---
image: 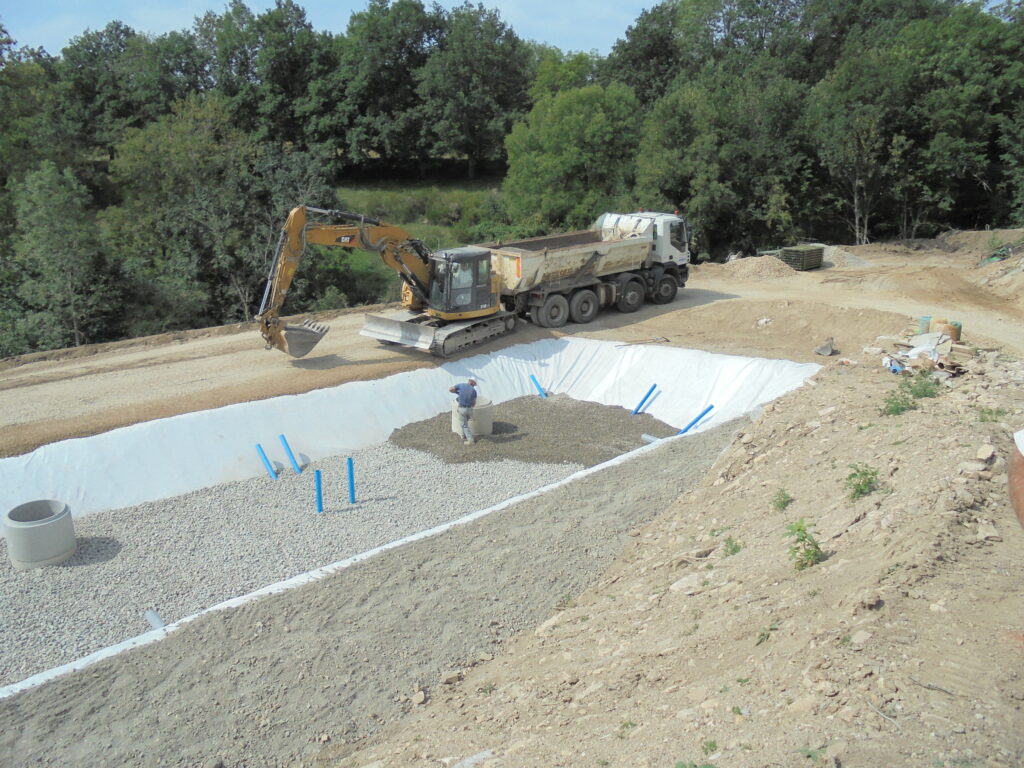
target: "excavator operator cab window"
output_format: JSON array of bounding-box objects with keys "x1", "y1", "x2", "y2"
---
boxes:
[
  {"x1": 450, "y1": 261, "x2": 475, "y2": 308},
  {"x1": 431, "y1": 247, "x2": 495, "y2": 315}
]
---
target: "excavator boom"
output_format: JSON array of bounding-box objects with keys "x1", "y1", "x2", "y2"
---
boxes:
[{"x1": 255, "y1": 206, "x2": 432, "y2": 358}]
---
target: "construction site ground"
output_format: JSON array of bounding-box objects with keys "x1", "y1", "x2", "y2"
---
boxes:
[{"x1": 1, "y1": 230, "x2": 1023, "y2": 767}]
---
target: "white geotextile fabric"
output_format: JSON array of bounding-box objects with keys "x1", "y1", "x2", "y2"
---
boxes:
[{"x1": 0, "y1": 338, "x2": 820, "y2": 523}]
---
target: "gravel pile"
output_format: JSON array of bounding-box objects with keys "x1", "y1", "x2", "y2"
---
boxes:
[
  {"x1": 392, "y1": 394, "x2": 678, "y2": 465},
  {"x1": 722, "y1": 254, "x2": 795, "y2": 280},
  {"x1": 0, "y1": 442, "x2": 586, "y2": 687}
]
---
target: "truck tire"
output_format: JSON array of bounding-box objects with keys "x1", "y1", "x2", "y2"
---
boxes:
[
  {"x1": 615, "y1": 278, "x2": 645, "y2": 313},
  {"x1": 569, "y1": 289, "x2": 599, "y2": 324},
  {"x1": 534, "y1": 294, "x2": 569, "y2": 328},
  {"x1": 650, "y1": 273, "x2": 678, "y2": 304}
]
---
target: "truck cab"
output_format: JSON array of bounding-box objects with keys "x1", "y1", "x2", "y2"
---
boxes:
[{"x1": 594, "y1": 211, "x2": 690, "y2": 266}]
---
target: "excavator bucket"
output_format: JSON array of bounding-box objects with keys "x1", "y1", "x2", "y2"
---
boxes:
[
  {"x1": 282, "y1": 320, "x2": 329, "y2": 358},
  {"x1": 360, "y1": 310, "x2": 439, "y2": 352}
]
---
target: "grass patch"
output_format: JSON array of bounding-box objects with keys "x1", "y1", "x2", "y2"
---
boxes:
[
  {"x1": 880, "y1": 370, "x2": 944, "y2": 415},
  {"x1": 722, "y1": 537, "x2": 743, "y2": 557},
  {"x1": 771, "y1": 488, "x2": 793, "y2": 511},
  {"x1": 879, "y1": 387, "x2": 916, "y2": 415},
  {"x1": 785, "y1": 519, "x2": 825, "y2": 570},
  {"x1": 755, "y1": 622, "x2": 779, "y2": 645},
  {"x1": 976, "y1": 406, "x2": 1008, "y2": 422},
  {"x1": 844, "y1": 463, "x2": 880, "y2": 500},
  {"x1": 905, "y1": 370, "x2": 941, "y2": 398}
]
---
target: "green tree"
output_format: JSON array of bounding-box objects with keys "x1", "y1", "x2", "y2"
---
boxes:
[
  {"x1": 602, "y1": 1, "x2": 686, "y2": 106},
  {"x1": 253, "y1": 0, "x2": 317, "y2": 145},
  {"x1": 0, "y1": 26, "x2": 54, "y2": 190},
  {"x1": 528, "y1": 46, "x2": 599, "y2": 102},
  {"x1": 47, "y1": 21, "x2": 141, "y2": 192},
  {"x1": 416, "y1": 2, "x2": 531, "y2": 178},
  {"x1": 11, "y1": 161, "x2": 111, "y2": 350},
  {"x1": 504, "y1": 83, "x2": 642, "y2": 229},
  {"x1": 1000, "y1": 104, "x2": 1024, "y2": 224},
  {"x1": 334, "y1": 0, "x2": 443, "y2": 167},
  {"x1": 194, "y1": 0, "x2": 261, "y2": 132},
  {"x1": 107, "y1": 94, "x2": 334, "y2": 333},
  {"x1": 636, "y1": 57, "x2": 810, "y2": 255}
]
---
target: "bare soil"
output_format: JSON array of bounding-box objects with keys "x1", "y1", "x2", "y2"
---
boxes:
[{"x1": 1, "y1": 231, "x2": 1023, "y2": 768}]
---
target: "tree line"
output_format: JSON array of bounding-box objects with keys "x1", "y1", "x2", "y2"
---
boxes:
[{"x1": 1, "y1": 0, "x2": 1022, "y2": 357}]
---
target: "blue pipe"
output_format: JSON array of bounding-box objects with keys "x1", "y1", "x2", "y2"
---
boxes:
[
  {"x1": 347, "y1": 457, "x2": 356, "y2": 504},
  {"x1": 529, "y1": 374, "x2": 548, "y2": 398},
  {"x1": 677, "y1": 403, "x2": 715, "y2": 435},
  {"x1": 255, "y1": 444, "x2": 277, "y2": 479},
  {"x1": 315, "y1": 470, "x2": 324, "y2": 514},
  {"x1": 632, "y1": 383, "x2": 657, "y2": 415},
  {"x1": 279, "y1": 434, "x2": 302, "y2": 474}
]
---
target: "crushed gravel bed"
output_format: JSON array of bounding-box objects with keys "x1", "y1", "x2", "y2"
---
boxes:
[
  {"x1": 0, "y1": 416, "x2": 743, "y2": 768},
  {"x1": 0, "y1": 396, "x2": 670, "y2": 688}
]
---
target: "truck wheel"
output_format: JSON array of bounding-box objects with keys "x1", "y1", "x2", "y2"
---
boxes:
[
  {"x1": 534, "y1": 294, "x2": 569, "y2": 328},
  {"x1": 616, "y1": 279, "x2": 645, "y2": 313},
  {"x1": 569, "y1": 289, "x2": 599, "y2": 324},
  {"x1": 650, "y1": 274, "x2": 678, "y2": 304}
]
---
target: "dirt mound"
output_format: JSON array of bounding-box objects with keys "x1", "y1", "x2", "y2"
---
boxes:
[
  {"x1": 721, "y1": 254, "x2": 795, "y2": 280},
  {"x1": 390, "y1": 394, "x2": 676, "y2": 466},
  {"x1": 329, "y1": 355, "x2": 1024, "y2": 768},
  {"x1": 942, "y1": 228, "x2": 1024, "y2": 255}
]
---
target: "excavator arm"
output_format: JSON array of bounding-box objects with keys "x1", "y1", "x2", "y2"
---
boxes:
[{"x1": 255, "y1": 206, "x2": 433, "y2": 358}]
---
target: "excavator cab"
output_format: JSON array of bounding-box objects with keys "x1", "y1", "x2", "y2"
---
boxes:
[{"x1": 428, "y1": 247, "x2": 498, "y2": 319}]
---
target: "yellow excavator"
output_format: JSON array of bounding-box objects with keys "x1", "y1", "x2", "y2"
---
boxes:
[{"x1": 255, "y1": 206, "x2": 515, "y2": 358}]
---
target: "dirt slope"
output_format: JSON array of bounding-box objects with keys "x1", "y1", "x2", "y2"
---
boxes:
[{"x1": 1, "y1": 233, "x2": 1023, "y2": 768}]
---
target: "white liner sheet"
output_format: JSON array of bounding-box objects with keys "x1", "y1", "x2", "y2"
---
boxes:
[{"x1": 0, "y1": 338, "x2": 819, "y2": 520}]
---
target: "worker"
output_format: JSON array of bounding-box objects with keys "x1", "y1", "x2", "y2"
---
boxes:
[
  {"x1": 450, "y1": 378, "x2": 478, "y2": 445},
  {"x1": 1011, "y1": 429, "x2": 1024, "y2": 529}
]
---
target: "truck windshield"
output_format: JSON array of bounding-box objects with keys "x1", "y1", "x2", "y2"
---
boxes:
[{"x1": 669, "y1": 221, "x2": 687, "y2": 252}]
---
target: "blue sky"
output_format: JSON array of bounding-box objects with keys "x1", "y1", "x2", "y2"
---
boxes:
[{"x1": 2, "y1": 1, "x2": 654, "y2": 57}]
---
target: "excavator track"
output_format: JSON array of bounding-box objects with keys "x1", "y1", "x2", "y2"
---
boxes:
[
  {"x1": 360, "y1": 310, "x2": 517, "y2": 358},
  {"x1": 432, "y1": 313, "x2": 517, "y2": 357}
]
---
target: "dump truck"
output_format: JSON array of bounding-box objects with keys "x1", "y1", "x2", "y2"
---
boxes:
[{"x1": 361, "y1": 210, "x2": 690, "y2": 356}]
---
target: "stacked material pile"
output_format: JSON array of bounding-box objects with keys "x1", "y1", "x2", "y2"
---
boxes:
[{"x1": 776, "y1": 244, "x2": 824, "y2": 270}]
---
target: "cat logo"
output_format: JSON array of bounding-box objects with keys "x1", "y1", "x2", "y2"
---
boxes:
[{"x1": 335, "y1": 235, "x2": 356, "y2": 244}]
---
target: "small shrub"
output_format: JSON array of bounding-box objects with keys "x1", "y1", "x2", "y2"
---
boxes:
[
  {"x1": 674, "y1": 763, "x2": 715, "y2": 768},
  {"x1": 771, "y1": 489, "x2": 793, "y2": 511},
  {"x1": 905, "y1": 370, "x2": 941, "y2": 399},
  {"x1": 844, "y1": 463, "x2": 880, "y2": 500},
  {"x1": 879, "y1": 387, "x2": 916, "y2": 415},
  {"x1": 977, "y1": 406, "x2": 1008, "y2": 423},
  {"x1": 722, "y1": 537, "x2": 743, "y2": 556},
  {"x1": 702, "y1": 740, "x2": 718, "y2": 755},
  {"x1": 785, "y1": 519, "x2": 825, "y2": 570},
  {"x1": 755, "y1": 622, "x2": 779, "y2": 645}
]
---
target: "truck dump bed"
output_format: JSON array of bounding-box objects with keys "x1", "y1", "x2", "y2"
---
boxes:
[
  {"x1": 479, "y1": 230, "x2": 604, "y2": 252},
  {"x1": 482, "y1": 230, "x2": 652, "y2": 294}
]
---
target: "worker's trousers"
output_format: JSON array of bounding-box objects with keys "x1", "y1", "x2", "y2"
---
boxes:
[{"x1": 457, "y1": 406, "x2": 474, "y2": 442}]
